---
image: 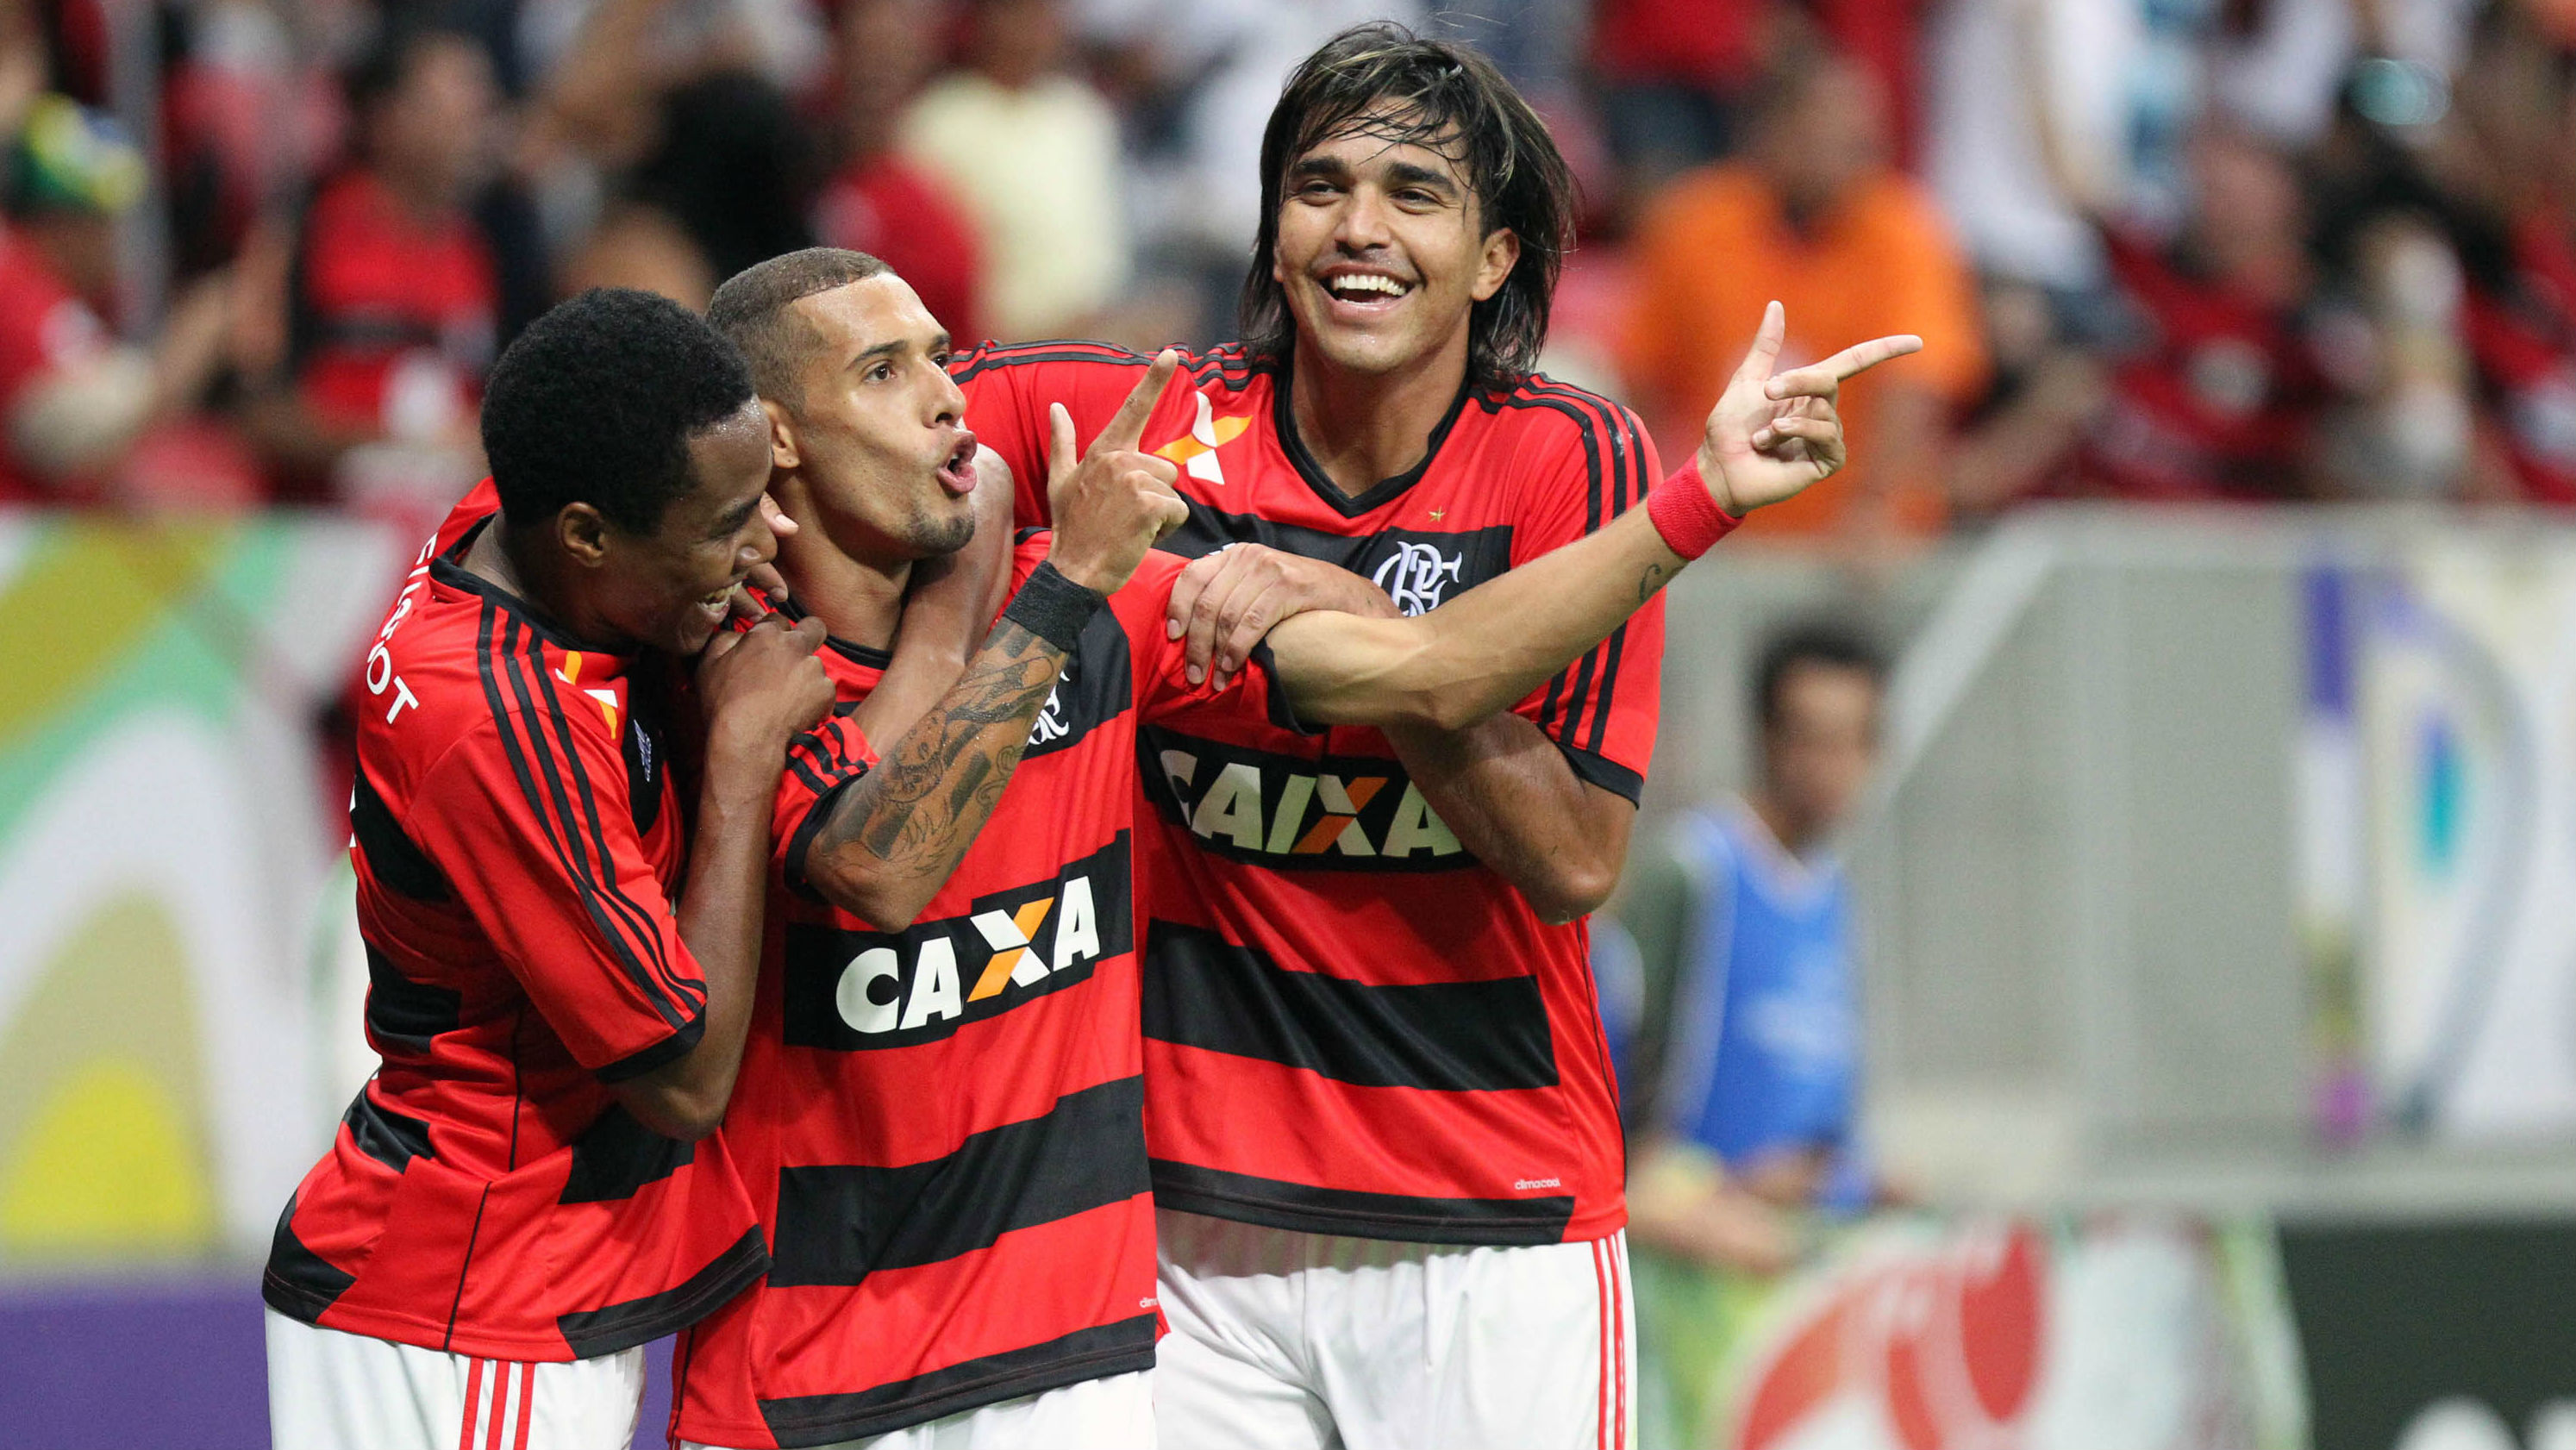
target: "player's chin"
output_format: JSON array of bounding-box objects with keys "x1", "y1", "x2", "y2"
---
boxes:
[
  {"x1": 1305, "y1": 318, "x2": 1422, "y2": 377},
  {"x1": 912, "y1": 490, "x2": 978, "y2": 556},
  {"x1": 669, "y1": 596, "x2": 733, "y2": 656}
]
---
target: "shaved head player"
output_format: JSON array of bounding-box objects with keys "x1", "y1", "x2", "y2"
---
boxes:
[{"x1": 953, "y1": 24, "x2": 1920, "y2": 1450}]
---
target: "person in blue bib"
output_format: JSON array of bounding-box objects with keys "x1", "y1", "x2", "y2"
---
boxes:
[{"x1": 1609, "y1": 622, "x2": 1888, "y2": 1449}]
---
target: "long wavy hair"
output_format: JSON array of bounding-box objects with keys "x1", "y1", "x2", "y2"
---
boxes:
[{"x1": 1239, "y1": 23, "x2": 1576, "y2": 392}]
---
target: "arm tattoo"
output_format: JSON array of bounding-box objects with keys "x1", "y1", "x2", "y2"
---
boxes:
[
  {"x1": 1637, "y1": 562, "x2": 1669, "y2": 603},
  {"x1": 815, "y1": 617, "x2": 1066, "y2": 886}
]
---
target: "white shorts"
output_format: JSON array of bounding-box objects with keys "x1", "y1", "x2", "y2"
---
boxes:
[
  {"x1": 1152, "y1": 1209, "x2": 1636, "y2": 1450},
  {"x1": 266, "y1": 1309, "x2": 644, "y2": 1450},
  {"x1": 682, "y1": 1369, "x2": 1153, "y2": 1450}
]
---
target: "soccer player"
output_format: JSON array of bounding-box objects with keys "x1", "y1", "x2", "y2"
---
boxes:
[
  {"x1": 262, "y1": 289, "x2": 836, "y2": 1450},
  {"x1": 669, "y1": 217, "x2": 1902, "y2": 1448},
  {"x1": 952, "y1": 24, "x2": 1922, "y2": 1450}
]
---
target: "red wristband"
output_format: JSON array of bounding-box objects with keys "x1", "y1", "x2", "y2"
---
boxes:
[{"x1": 1645, "y1": 455, "x2": 1741, "y2": 559}]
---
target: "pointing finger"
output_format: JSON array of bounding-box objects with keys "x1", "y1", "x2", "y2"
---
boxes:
[
  {"x1": 1047, "y1": 402, "x2": 1079, "y2": 484},
  {"x1": 1730, "y1": 301, "x2": 1786, "y2": 387},
  {"x1": 1766, "y1": 334, "x2": 1923, "y2": 397},
  {"x1": 1093, "y1": 348, "x2": 1182, "y2": 457}
]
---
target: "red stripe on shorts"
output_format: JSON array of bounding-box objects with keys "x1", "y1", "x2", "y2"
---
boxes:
[{"x1": 458, "y1": 1358, "x2": 485, "y2": 1450}]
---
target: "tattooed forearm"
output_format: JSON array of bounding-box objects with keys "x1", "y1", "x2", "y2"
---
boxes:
[
  {"x1": 1637, "y1": 562, "x2": 1669, "y2": 603},
  {"x1": 805, "y1": 617, "x2": 1070, "y2": 919}
]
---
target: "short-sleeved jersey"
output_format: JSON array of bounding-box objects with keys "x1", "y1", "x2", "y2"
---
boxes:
[
  {"x1": 957, "y1": 341, "x2": 1666, "y2": 1247},
  {"x1": 263, "y1": 487, "x2": 767, "y2": 1362},
  {"x1": 673, "y1": 541, "x2": 1236, "y2": 1448},
  {"x1": 2079, "y1": 229, "x2": 2327, "y2": 502},
  {"x1": 291, "y1": 169, "x2": 497, "y2": 441}
]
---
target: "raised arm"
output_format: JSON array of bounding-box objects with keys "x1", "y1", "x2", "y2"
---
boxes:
[
  {"x1": 1268, "y1": 306, "x2": 1920, "y2": 729},
  {"x1": 802, "y1": 354, "x2": 1187, "y2": 928}
]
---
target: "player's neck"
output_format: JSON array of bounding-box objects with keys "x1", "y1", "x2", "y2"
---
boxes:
[
  {"x1": 1749, "y1": 791, "x2": 1821, "y2": 859},
  {"x1": 465, "y1": 520, "x2": 617, "y2": 652},
  {"x1": 1286, "y1": 332, "x2": 1468, "y2": 500},
  {"x1": 770, "y1": 497, "x2": 911, "y2": 653}
]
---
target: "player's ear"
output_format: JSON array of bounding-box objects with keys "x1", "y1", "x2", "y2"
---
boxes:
[
  {"x1": 1472, "y1": 228, "x2": 1519, "y2": 303},
  {"x1": 556, "y1": 503, "x2": 611, "y2": 566},
  {"x1": 760, "y1": 396, "x2": 801, "y2": 472}
]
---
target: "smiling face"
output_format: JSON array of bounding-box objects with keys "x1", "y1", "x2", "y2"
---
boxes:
[
  {"x1": 770, "y1": 274, "x2": 979, "y2": 562},
  {"x1": 1270, "y1": 105, "x2": 1520, "y2": 383},
  {"x1": 582, "y1": 401, "x2": 779, "y2": 656}
]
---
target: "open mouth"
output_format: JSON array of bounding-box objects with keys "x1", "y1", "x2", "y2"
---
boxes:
[
  {"x1": 1318, "y1": 268, "x2": 1415, "y2": 313},
  {"x1": 935, "y1": 430, "x2": 979, "y2": 497},
  {"x1": 696, "y1": 580, "x2": 744, "y2": 625}
]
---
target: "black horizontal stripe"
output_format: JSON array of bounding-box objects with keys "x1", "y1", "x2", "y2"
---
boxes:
[
  {"x1": 556, "y1": 1226, "x2": 767, "y2": 1358},
  {"x1": 767, "y1": 1076, "x2": 1149, "y2": 1286},
  {"x1": 559, "y1": 1103, "x2": 694, "y2": 1203},
  {"x1": 351, "y1": 769, "x2": 448, "y2": 901},
  {"x1": 362, "y1": 941, "x2": 462, "y2": 1055},
  {"x1": 1137, "y1": 727, "x2": 1478, "y2": 875},
  {"x1": 342, "y1": 1089, "x2": 435, "y2": 1170},
  {"x1": 756, "y1": 1315, "x2": 1158, "y2": 1447},
  {"x1": 1141, "y1": 921, "x2": 1557, "y2": 1091},
  {"x1": 780, "y1": 834, "x2": 1131, "y2": 1050},
  {"x1": 1150, "y1": 1160, "x2": 1577, "y2": 1247},
  {"x1": 261, "y1": 1194, "x2": 358, "y2": 1321}
]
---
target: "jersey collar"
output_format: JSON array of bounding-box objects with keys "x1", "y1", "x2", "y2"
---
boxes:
[
  {"x1": 1272, "y1": 360, "x2": 1472, "y2": 519},
  {"x1": 774, "y1": 596, "x2": 893, "y2": 671}
]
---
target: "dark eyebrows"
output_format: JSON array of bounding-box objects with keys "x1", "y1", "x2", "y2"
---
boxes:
[
  {"x1": 1287, "y1": 151, "x2": 1458, "y2": 198},
  {"x1": 1384, "y1": 161, "x2": 1460, "y2": 197},
  {"x1": 711, "y1": 494, "x2": 762, "y2": 536},
  {"x1": 847, "y1": 338, "x2": 906, "y2": 371},
  {"x1": 846, "y1": 329, "x2": 955, "y2": 370}
]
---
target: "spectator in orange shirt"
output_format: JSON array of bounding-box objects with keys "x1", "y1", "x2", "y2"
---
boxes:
[{"x1": 1619, "y1": 47, "x2": 1985, "y2": 541}]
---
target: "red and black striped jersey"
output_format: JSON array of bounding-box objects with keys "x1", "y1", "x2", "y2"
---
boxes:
[
  {"x1": 672, "y1": 539, "x2": 1236, "y2": 1448},
  {"x1": 957, "y1": 341, "x2": 1665, "y2": 1247},
  {"x1": 262, "y1": 484, "x2": 767, "y2": 1362}
]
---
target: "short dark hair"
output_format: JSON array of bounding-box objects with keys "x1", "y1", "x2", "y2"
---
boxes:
[
  {"x1": 708, "y1": 247, "x2": 893, "y2": 407},
  {"x1": 479, "y1": 288, "x2": 757, "y2": 535},
  {"x1": 1755, "y1": 623, "x2": 1886, "y2": 729},
  {"x1": 1240, "y1": 22, "x2": 1575, "y2": 391}
]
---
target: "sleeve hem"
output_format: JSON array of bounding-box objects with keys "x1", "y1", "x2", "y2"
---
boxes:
[
  {"x1": 1247, "y1": 641, "x2": 1327, "y2": 736},
  {"x1": 595, "y1": 1010, "x2": 705, "y2": 1084},
  {"x1": 785, "y1": 771, "x2": 868, "y2": 904},
  {"x1": 1556, "y1": 742, "x2": 1645, "y2": 803}
]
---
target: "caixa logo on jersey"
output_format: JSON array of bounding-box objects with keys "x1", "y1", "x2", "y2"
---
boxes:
[
  {"x1": 782, "y1": 835, "x2": 1132, "y2": 1050},
  {"x1": 1141, "y1": 729, "x2": 1469, "y2": 872}
]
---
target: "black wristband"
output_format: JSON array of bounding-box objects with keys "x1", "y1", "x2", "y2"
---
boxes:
[{"x1": 1004, "y1": 560, "x2": 1106, "y2": 653}]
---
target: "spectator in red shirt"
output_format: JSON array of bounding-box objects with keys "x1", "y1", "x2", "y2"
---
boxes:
[
  {"x1": 812, "y1": 0, "x2": 983, "y2": 345},
  {"x1": 2077, "y1": 124, "x2": 2330, "y2": 502},
  {"x1": 0, "y1": 94, "x2": 237, "y2": 504},
  {"x1": 242, "y1": 18, "x2": 499, "y2": 499}
]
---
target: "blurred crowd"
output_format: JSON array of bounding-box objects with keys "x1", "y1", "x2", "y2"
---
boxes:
[{"x1": 6, "y1": 0, "x2": 2576, "y2": 545}]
